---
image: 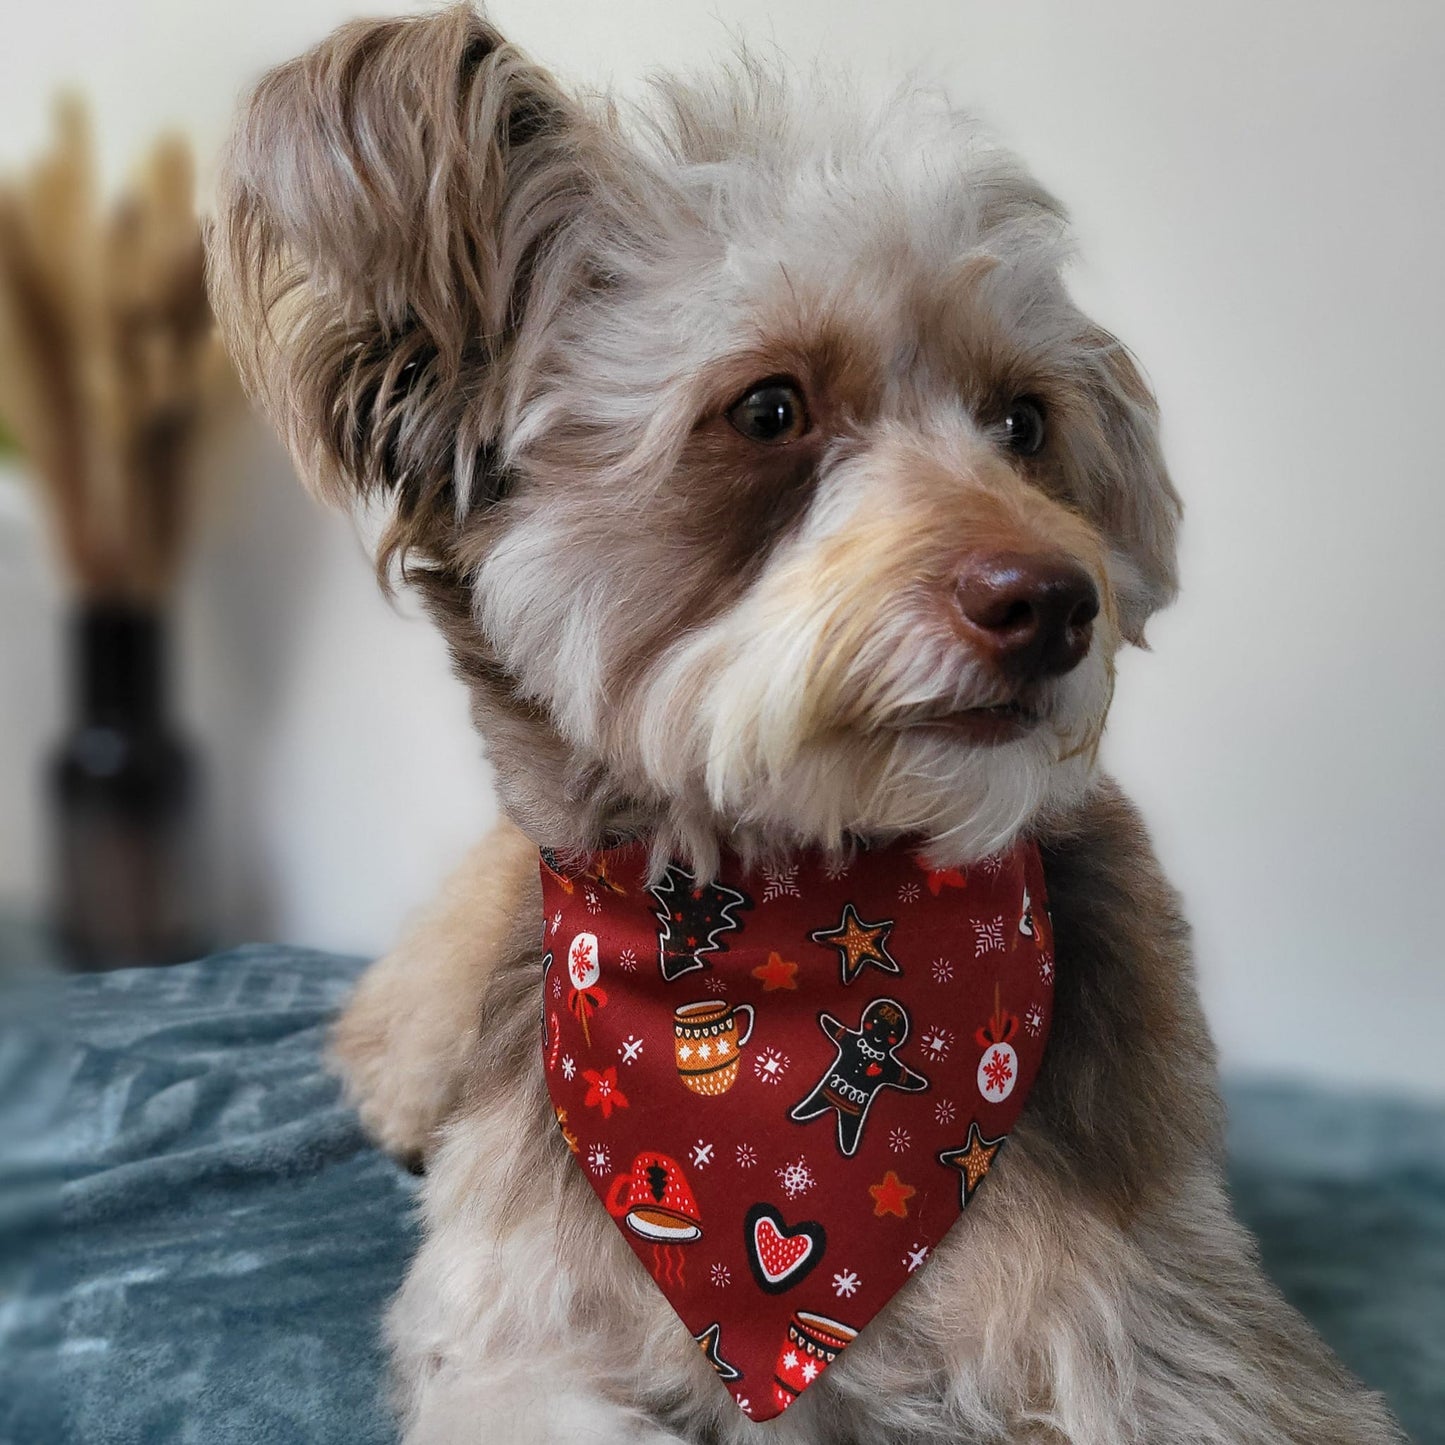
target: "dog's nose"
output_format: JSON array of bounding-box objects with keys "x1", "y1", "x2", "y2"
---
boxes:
[{"x1": 954, "y1": 551, "x2": 1100, "y2": 679}]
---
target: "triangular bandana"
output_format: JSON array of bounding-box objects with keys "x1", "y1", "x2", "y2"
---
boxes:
[{"x1": 539, "y1": 838, "x2": 1054, "y2": 1421}]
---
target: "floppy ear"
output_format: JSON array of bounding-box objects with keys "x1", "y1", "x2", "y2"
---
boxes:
[
  {"x1": 1071, "y1": 331, "x2": 1182, "y2": 644},
  {"x1": 208, "y1": 5, "x2": 602, "y2": 569}
]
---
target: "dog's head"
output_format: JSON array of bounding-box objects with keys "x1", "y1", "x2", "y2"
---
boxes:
[{"x1": 211, "y1": 5, "x2": 1180, "y2": 872}]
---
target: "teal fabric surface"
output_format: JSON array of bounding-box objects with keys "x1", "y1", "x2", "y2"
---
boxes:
[{"x1": 1, "y1": 947, "x2": 1439, "y2": 1443}]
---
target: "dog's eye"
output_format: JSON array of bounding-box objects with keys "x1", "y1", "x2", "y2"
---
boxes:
[
  {"x1": 1001, "y1": 397, "x2": 1047, "y2": 457},
  {"x1": 727, "y1": 381, "x2": 809, "y2": 445}
]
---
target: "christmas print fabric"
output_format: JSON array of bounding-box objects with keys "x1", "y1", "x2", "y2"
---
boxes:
[{"x1": 539, "y1": 837, "x2": 1054, "y2": 1421}]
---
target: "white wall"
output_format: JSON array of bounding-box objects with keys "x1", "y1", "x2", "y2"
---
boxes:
[{"x1": 1, "y1": 1, "x2": 1442, "y2": 1095}]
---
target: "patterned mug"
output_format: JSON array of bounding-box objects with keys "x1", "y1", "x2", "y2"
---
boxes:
[
  {"x1": 604, "y1": 1150, "x2": 702, "y2": 1241},
  {"x1": 772, "y1": 1311, "x2": 858, "y2": 1413},
  {"x1": 672, "y1": 999, "x2": 755, "y2": 1096}
]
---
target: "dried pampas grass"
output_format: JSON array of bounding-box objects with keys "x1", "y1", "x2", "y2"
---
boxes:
[{"x1": 0, "y1": 97, "x2": 226, "y2": 601}]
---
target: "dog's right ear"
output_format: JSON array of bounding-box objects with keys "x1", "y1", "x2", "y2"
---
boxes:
[{"x1": 209, "y1": 5, "x2": 603, "y2": 569}]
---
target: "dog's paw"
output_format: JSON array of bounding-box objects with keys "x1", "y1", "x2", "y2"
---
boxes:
[{"x1": 329, "y1": 964, "x2": 463, "y2": 1166}]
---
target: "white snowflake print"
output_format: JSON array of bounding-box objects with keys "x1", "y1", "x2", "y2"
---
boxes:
[
  {"x1": 974, "y1": 916, "x2": 1006, "y2": 955},
  {"x1": 888, "y1": 1127, "x2": 911, "y2": 1154},
  {"x1": 980, "y1": 852, "x2": 1004, "y2": 877},
  {"x1": 822, "y1": 855, "x2": 851, "y2": 881},
  {"x1": 549, "y1": 910, "x2": 562, "y2": 936},
  {"x1": 776, "y1": 1156, "x2": 816, "y2": 1199},
  {"x1": 618, "y1": 1034, "x2": 644, "y2": 1066},
  {"x1": 1039, "y1": 954, "x2": 1055, "y2": 984},
  {"x1": 832, "y1": 1269, "x2": 861, "y2": 1299},
  {"x1": 934, "y1": 1098, "x2": 956, "y2": 1126},
  {"x1": 618, "y1": 946, "x2": 638, "y2": 973},
  {"x1": 801, "y1": 1360, "x2": 819, "y2": 1384},
  {"x1": 761, "y1": 863, "x2": 800, "y2": 902},
  {"x1": 931, "y1": 957, "x2": 954, "y2": 984},
  {"x1": 904, "y1": 1242, "x2": 930, "y2": 1273},
  {"x1": 1024, "y1": 1004, "x2": 1045, "y2": 1037},
  {"x1": 561, "y1": 1055, "x2": 576, "y2": 1081},
  {"x1": 691, "y1": 1140, "x2": 715, "y2": 1169},
  {"x1": 735, "y1": 1142, "x2": 758, "y2": 1169},
  {"x1": 551, "y1": 975, "x2": 563, "y2": 999},
  {"x1": 584, "y1": 1143, "x2": 610, "y2": 1176},
  {"x1": 753, "y1": 1046, "x2": 790, "y2": 1085},
  {"x1": 710, "y1": 1262, "x2": 732, "y2": 1288},
  {"x1": 897, "y1": 880, "x2": 922, "y2": 904},
  {"x1": 584, "y1": 886, "x2": 601, "y2": 915},
  {"x1": 920, "y1": 1024, "x2": 954, "y2": 1061}
]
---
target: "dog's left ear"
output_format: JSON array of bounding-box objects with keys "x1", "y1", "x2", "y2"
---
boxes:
[
  {"x1": 1071, "y1": 330, "x2": 1182, "y2": 644},
  {"x1": 208, "y1": 5, "x2": 619, "y2": 570}
]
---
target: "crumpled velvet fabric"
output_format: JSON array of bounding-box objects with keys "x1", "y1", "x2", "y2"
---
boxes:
[{"x1": 1, "y1": 946, "x2": 1439, "y2": 1442}]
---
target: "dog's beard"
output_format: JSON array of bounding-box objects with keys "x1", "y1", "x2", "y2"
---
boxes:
[{"x1": 631, "y1": 559, "x2": 1117, "y2": 874}]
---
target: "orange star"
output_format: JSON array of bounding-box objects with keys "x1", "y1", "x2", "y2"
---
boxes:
[
  {"x1": 751, "y1": 951, "x2": 799, "y2": 991},
  {"x1": 868, "y1": 1169, "x2": 916, "y2": 1218},
  {"x1": 923, "y1": 865, "x2": 968, "y2": 895}
]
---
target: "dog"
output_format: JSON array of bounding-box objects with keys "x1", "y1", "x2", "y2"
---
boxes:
[{"x1": 208, "y1": 6, "x2": 1404, "y2": 1441}]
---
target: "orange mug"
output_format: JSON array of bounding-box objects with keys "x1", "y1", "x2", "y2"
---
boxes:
[{"x1": 672, "y1": 999, "x2": 754, "y2": 1096}]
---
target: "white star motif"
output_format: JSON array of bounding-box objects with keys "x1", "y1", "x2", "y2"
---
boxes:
[
  {"x1": 678, "y1": 1043, "x2": 693, "y2": 1062},
  {"x1": 714, "y1": 1037, "x2": 730, "y2": 1056},
  {"x1": 561, "y1": 1055, "x2": 575, "y2": 1081},
  {"x1": 619, "y1": 1035, "x2": 644, "y2": 1065},
  {"x1": 698, "y1": 1041, "x2": 713, "y2": 1061},
  {"x1": 782, "y1": 1351, "x2": 798, "y2": 1370},
  {"x1": 832, "y1": 1269, "x2": 860, "y2": 1298},
  {"x1": 690, "y1": 1140, "x2": 714, "y2": 1169},
  {"x1": 550, "y1": 911, "x2": 562, "y2": 935},
  {"x1": 904, "y1": 1243, "x2": 930, "y2": 1273},
  {"x1": 801, "y1": 1361, "x2": 818, "y2": 1383}
]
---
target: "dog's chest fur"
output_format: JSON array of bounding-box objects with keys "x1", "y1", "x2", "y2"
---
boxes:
[{"x1": 413, "y1": 783, "x2": 1219, "y2": 1442}]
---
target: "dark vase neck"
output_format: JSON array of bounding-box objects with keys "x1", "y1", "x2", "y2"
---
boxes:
[{"x1": 71, "y1": 603, "x2": 169, "y2": 730}]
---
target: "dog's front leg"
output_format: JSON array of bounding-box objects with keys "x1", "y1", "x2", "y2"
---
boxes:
[{"x1": 329, "y1": 817, "x2": 538, "y2": 1165}]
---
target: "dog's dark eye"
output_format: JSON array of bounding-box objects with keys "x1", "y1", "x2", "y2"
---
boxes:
[
  {"x1": 1001, "y1": 397, "x2": 1047, "y2": 457},
  {"x1": 727, "y1": 381, "x2": 809, "y2": 445}
]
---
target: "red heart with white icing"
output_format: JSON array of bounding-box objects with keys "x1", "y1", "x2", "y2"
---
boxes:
[{"x1": 745, "y1": 1204, "x2": 825, "y2": 1293}]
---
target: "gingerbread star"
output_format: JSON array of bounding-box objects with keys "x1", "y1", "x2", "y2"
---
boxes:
[
  {"x1": 810, "y1": 903, "x2": 901, "y2": 985},
  {"x1": 695, "y1": 1322, "x2": 742, "y2": 1382},
  {"x1": 938, "y1": 1122, "x2": 1005, "y2": 1207}
]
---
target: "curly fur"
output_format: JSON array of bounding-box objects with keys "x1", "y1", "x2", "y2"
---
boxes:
[{"x1": 208, "y1": 6, "x2": 1403, "y2": 1441}]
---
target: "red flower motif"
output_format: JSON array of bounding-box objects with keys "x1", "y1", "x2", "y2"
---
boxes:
[{"x1": 582, "y1": 1067, "x2": 629, "y2": 1119}]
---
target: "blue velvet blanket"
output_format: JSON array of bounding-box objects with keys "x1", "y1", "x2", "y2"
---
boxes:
[{"x1": 2, "y1": 947, "x2": 1440, "y2": 1443}]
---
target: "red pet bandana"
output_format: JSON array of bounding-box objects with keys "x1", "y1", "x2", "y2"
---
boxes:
[{"x1": 539, "y1": 838, "x2": 1054, "y2": 1421}]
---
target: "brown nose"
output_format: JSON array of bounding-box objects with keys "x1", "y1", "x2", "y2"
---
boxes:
[{"x1": 954, "y1": 551, "x2": 1100, "y2": 680}]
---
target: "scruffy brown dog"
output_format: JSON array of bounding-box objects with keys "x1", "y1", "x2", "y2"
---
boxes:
[{"x1": 210, "y1": 6, "x2": 1403, "y2": 1441}]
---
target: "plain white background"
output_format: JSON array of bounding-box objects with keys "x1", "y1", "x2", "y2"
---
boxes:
[{"x1": 1, "y1": 1, "x2": 1442, "y2": 1096}]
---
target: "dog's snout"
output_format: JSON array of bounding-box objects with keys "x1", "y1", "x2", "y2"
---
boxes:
[{"x1": 954, "y1": 551, "x2": 1100, "y2": 680}]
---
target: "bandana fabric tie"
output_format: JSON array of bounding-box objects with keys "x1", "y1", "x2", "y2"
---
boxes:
[{"x1": 539, "y1": 837, "x2": 1054, "y2": 1421}]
